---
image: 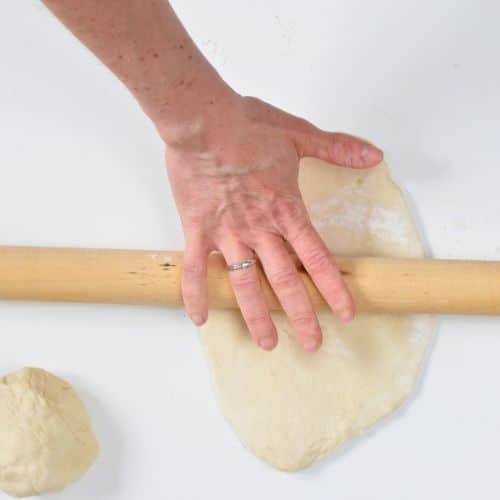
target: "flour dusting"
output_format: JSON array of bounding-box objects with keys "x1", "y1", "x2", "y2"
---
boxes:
[
  {"x1": 311, "y1": 197, "x2": 410, "y2": 245},
  {"x1": 368, "y1": 207, "x2": 410, "y2": 246},
  {"x1": 408, "y1": 316, "x2": 434, "y2": 349}
]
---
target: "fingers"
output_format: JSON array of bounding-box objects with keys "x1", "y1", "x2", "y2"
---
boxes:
[
  {"x1": 182, "y1": 232, "x2": 210, "y2": 326},
  {"x1": 255, "y1": 235, "x2": 322, "y2": 352},
  {"x1": 286, "y1": 219, "x2": 355, "y2": 323},
  {"x1": 220, "y1": 240, "x2": 278, "y2": 351},
  {"x1": 297, "y1": 130, "x2": 384, "y2": 168}
]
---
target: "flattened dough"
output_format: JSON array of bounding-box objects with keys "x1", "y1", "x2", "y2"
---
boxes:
[{"x1": 200, "y1": 159, "x2": 434, "y2": 471}]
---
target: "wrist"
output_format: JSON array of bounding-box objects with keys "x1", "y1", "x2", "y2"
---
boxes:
[{"x1": 154, "y1": 81, "x2": 242, "y2": 155}]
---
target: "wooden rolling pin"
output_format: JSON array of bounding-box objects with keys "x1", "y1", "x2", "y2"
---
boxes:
[{"x1": 0, "y1": 245, "x2": 499, "y2": 315}]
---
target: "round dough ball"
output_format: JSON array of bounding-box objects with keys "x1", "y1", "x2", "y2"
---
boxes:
[{"x1": 0, "y1": 367, "x2": 99, "y2": 497}]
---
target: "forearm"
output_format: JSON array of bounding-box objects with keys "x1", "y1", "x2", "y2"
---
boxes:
[{"x1": 42, "y1": 0, "x2": 237, "y2": 148}]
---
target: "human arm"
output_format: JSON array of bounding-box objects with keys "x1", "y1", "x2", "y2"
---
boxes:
[{"x1": 42, "y1": 0, "x2": 383, "y2": 351}]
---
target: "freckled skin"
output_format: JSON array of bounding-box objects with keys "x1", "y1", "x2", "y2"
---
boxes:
[{"x1": 42, "y1": 0, "x2": 383, "y2": 351}]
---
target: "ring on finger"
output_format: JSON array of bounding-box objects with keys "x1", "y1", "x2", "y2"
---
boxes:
[{"x1": 227, "y1": 259, "x2": 257, "y2": 272}]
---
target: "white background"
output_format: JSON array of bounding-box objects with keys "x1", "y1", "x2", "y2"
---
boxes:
[{"x1": 1, "y1": 1, "x2": 500, "y2": 499}]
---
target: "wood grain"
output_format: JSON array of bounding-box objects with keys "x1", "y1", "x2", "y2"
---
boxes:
[{"x1": 0, "y1": 246, "x2": 499, "y2": 314}]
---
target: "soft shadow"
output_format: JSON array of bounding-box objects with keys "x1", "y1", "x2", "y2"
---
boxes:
[
  {"x1": 45, "y1": 377, "x2": 125, "y2": 499},
  {"x1": 302, "y1": 314, "x2": 442, "y2": 477}
]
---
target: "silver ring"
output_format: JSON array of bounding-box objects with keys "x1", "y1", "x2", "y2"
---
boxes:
[{"x1": 227, "y1": 259, "x2": 257, "y2": 272}]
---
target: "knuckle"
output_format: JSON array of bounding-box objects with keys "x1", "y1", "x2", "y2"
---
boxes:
[
  {"x1": 285, "y1": 217, "x2": 311, "y2": 244},
  {"x1": 290, "y1": 313, "x2": 317, "y2": 331},
  {"x1": 343, "y1": 143, "x2": 355, "y2": 168},
  {"x1": 231, "y1": 270, "x2": 259, "y2": 290},
  {"x1": 272, "y1": 198, "x2": 306, "y2": 233},
  {"x1": 329, "y1": 139, "x2": 354, "y2": 167},
  {"x1": 269, "y1": 268, "x2": 300, "y2": 290},
  {"x1": 274, "y1": 198, "x2": 296, "y2": 219},
  {"x1": 182, "y1": 292, "x2": 200, "y2": 309},
  {"x1": 246, "y1": 314, "x2": 271, "y2": 330},
  {"x1": 183, "y1": 261, "x2": 204, "y2": 279},
  {"x1": 327, "y1": 277, "x2": 350, "y2": 299},
  {"x1": 333, "y1": 290, "x2": 354, "y2": 308},
  {"x1": 304, "y1": 247, "x2": 331, "y2": 273}
]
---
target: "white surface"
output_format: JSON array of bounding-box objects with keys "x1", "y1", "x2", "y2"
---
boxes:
[{"x1": 1, "y1": 1, "x2": 499, "y2": 498}]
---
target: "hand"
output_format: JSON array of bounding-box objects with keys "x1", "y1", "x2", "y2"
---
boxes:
[
  {"x1": 41, "y1": 0, "x2": 381, "y2": 351},
  {"x1": 165, "y1": 95, "x2": 383, "y2": 352}
]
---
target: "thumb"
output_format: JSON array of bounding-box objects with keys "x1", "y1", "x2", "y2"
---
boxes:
[{"x1": 296, "y1": 130, "x2": 384, "y2": 169}]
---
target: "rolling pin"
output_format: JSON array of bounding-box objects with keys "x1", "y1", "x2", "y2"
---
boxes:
[{"x1": 0, "y1": 245, "x2": 499, "y2": 315}]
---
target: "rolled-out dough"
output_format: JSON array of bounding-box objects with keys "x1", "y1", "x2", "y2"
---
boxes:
[
  {"x1": 200, "y1": 159, "x2": 435, "y2": 471},
  {"x1": 0, "y1": 367, "x2": 99, "y2": 497}
]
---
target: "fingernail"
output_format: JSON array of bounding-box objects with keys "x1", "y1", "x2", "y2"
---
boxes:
[
  {"x1": 303, "y1": 338, "x2": 320, "y2": 352},
  {"x1": 258, "y1": 336, "x2": 276, "y2": 351},
  {"x1": 191, "y1": 314, "x2": 205, "y2": 326},
  {"x1": 340, "y1": 309, "x2": 354, "y2": 323},
  {"x1": 361, "y1": 145, "x2": 384, "y2": 163}
]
